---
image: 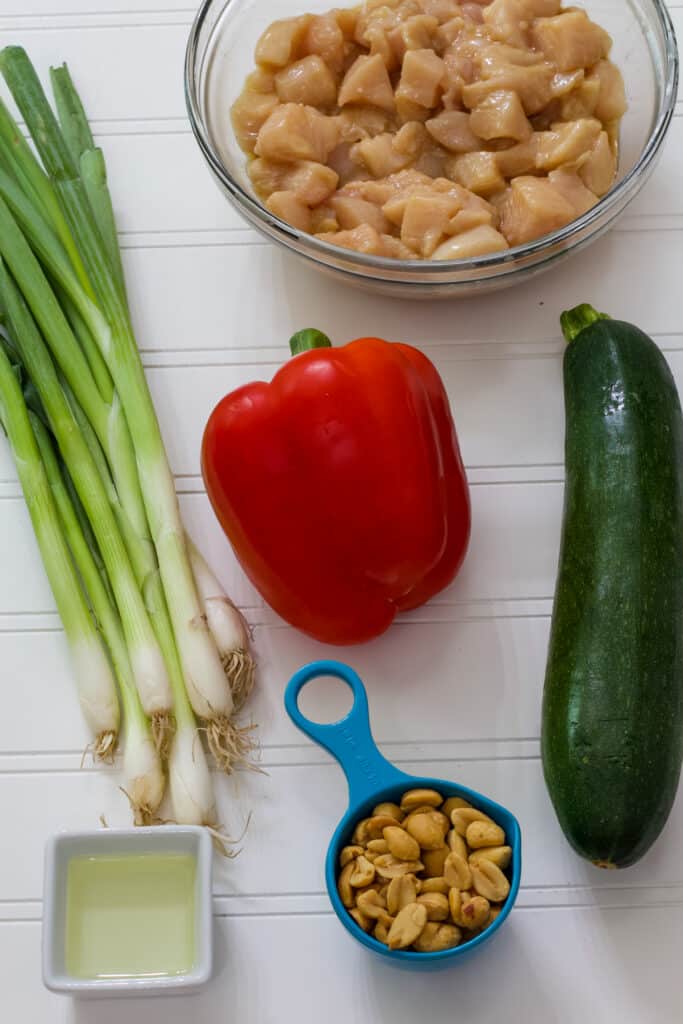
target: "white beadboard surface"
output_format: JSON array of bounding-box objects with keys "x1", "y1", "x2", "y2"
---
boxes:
[{"x1": 1, "y1": 1, "x2": 682, "y2": 1020}]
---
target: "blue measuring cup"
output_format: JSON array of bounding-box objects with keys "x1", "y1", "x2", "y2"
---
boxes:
[{"x1": 285, "y1": 659, "x2": 522, "y2": 966}]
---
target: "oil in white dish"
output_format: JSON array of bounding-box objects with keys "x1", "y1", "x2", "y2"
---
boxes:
[{"x1": 65, "y1": 852, "x2": 196, "y2": 979}]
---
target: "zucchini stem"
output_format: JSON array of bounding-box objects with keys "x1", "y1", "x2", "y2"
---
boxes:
[{"x1": 560, "y1": 304, "x2": 611, "y2": 344}]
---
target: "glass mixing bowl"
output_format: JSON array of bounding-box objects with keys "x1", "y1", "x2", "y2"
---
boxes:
[{"x1": 185, "y1": 0, "x2": 678, "y2": 298}]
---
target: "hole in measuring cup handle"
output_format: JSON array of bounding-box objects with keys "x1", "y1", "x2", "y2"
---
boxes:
[{"x1": 296, "y1": 673, "x2": 355, "y2": 726}]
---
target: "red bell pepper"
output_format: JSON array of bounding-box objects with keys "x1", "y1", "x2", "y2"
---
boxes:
[{"x1": 201, "y1": 330, "x2": 470, "y2": 645}]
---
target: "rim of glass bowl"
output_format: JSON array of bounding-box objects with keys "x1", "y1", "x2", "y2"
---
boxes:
[{"x1": 185, "y1": 0, "x2": 679, "y2": 280}]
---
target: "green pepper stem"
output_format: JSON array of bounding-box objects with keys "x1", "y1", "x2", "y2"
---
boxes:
[
  {"x1": 560, "y1": 304, "x2": 611, "y2": 344},
  {"x1": 289, "y1": 329, "x2": 332, "y2": 356}
]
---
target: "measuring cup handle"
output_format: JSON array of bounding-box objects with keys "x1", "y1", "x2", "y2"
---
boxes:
[{"x1": 285, "y1": 660, "x2": 411, "y2": 808}]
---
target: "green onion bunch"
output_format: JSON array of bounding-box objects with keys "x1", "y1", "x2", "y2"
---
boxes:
[{"x1": 0, "y1": 48, "x2": 256, "y2": 829}]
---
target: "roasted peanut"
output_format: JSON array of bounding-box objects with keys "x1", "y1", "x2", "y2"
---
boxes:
[
  {"x1": 341, "y1": 787, "x2": 511, "y2": 952},
  {"x1": 460, "y1": 895, "x2": 490, "y2": 930},
  {"x1": 413, "y1": 922, "x2": 462, "y2": 952},
  {"x1": 405, "y1": 812, "x2": 446, "y2": 851},
  {"x1": 446, "y1": 829, "x2": 468, "y2": 860},
  {"x1": 448, "y1": 887, "x2": 465, "y2": 927},
  {"x1": 420, "y1": 877, "x2": 450, "y2": 895},
  {"x1": 417, "y1": 891, "x2": 450, "y2": 921},
  {"x1": 400, "y1": 788, "x2": 443, "y2": 811},
  {"x1": 373, "y1": 802, "x2": 404, "y2": 821},
  {"x1": 384, "y1": 825, "x2": 421, "y2": 861},
  {"x1": 469, "y1": 845, "x2": 512, "y2": 870},
  {"x1": 441, "y1": 796, "x2": 471, "y2": 817},
  {"x1": 466, "y1": 820, "x2": 506, "y2": 849},
  {"x1": 357, "y1": 889, "x2": 393, "y2": 926},
  {"x1": 387, "y1": 903, "x2": 428, "y2": 949},
  {"x1": 352, "y1": 818, "x2": 371, "y2": 844},
  {"x1": 374, "y1": 854, "x2": 424, "y2": 879},
  {"x1": 350, "y1": 907, "x2": 372, "y2": 932},
  {"x1": 450, "y1": 807, "x2": 493, "y2": 836},
  {"x1": 339, "y1": 845, "x2": 364, "y2": 867},
  {"x1": 366, "y1": 814, "x2": 402, "y2": 839},
  {"x1": 349, "y1": 855, "x2": 375, "y2": 888},
  {"x1": 338, "y1": 861, "x2": 356, "y2": 908},
  {"x1": 421, "y1": 845, "x2": 449, "y2": 878},
  {"x1": 471, "y1": 860, "x2": 510, "y2": 903},
  {"x1": 443, "y1": 852, "x2": 472, "y2": 890},
  {"x1": 386, "y1": 873, "x2": 419, "y2": 915}
]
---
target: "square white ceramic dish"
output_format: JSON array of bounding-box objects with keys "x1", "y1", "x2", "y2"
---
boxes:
[{"x1": 42, "y1": 826, "x2": 213, "y2": 998}]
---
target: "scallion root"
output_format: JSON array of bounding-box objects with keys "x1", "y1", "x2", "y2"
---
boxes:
[
  {"x1": 206, "y1": 714, "x2": 258, "y2": 774},
  {"x1": 93, "y1": 729, "x2": 118, "y2": 762},
  {"x1": 151, "y1": 710, "x2": 175, "y2": 759},
  {"x1": 223, "y1": 648, "x2": 256, "y2": 713}
]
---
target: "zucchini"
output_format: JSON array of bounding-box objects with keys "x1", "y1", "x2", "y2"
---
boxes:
[{"x1": 542, "y1": 304, "x2": 683, "y2": 868}]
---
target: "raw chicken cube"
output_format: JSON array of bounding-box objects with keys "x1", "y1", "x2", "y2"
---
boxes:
[
  {"x1": 448, "y1": 151, "x2": 506, "y2": 195},
  {"x1": 547, "y1": 168, "x2": 597, "y2": 214},
  {"x1": 462, "y1": 64, "x2": 555, "y2": 115},
  {"x1": 426, "y1": 110, "x2": 482, "y2": 152},
  {"x1": 275, "y1": 56, "x2": 338, "y2": 107},
  {"x1": 396, "y1": 94, "x2": 434, "y2": 123},
  {"x1": 266, "y1": 190, "x2": 313, "y2": 231},
  {"x1": 389, "y1": 15, "x2": 439, "y2": 61},
  {"x1": 316, "y1": 223, "x2": 402, "y2": 256},
  {"x1": 304, "y1": 13, "x2": 347, "y2": 73},
  {"x1": 435, "y1": 15, "x2": 466, "y2": 51},
  {"x1": 400, "y1": 193, "x2": 461, "y2": 254},
  {"x1": 231, "y1": 91, "x2": 280, "y2": 153},
  {"x1": 249, "y1": 158, "x2": 339, "y2": 205},
  {"x1": 495, "y1": 136, "x2": 540, "y2": 176},
  {"x1": 499, "y1": 175, "x2": 575, "y2": 244},
  {"x1": 483, "y1": 0, "x2": 534, "y2": 49},
  {"x1": 396, "y1": 49, "x2": 446, "y2": 108},
  {"x1": 479, "y1": 43, "x2": 545, "y2": 74},
  {"x1": 255, "y1": 16, "x2": 312, "y2": 67},
  {"x1": 446, "y1": 206, "x2": 494, "y2": 233},
  {"x1": 255, "y1": 105, "x2": 341, "y2": 164},
  {"x1": 331, "y1": 194, "x2": 391, "y2": 232},
  {"x1": 469, "y1": 90, "x2": 531, "y2": 141},
  {"x1": 244, "y1": 68, "x2": 277, "y2": 93},
  {"x1": 327, "y1": 142, "x2": 369, "y2": 185},
  {"x1": 354, "y1": 122, "x2": 426, "y2": 176},
  {"x1": 416, "y1": 0, "x2": 462, "y2": 22},
  {"x1": 338, "y1": 53, "x2": 396, "y2": 110},
  {"x1": 578, "y1": 130, "x2": 616, "y2": 196},
  {"x1": 338, "y1": 106, "x2": 395, "y2": 141},
  {"x1": 587, "y1": 60, "x2": 627, "y2": 124},
  {"x1": 431, "y1": 224, "x2": 509, "y2": 258},
  {"x1": 334, "y1": 7, "x2": 359, "y2": 39},
  {"x1": 358, "y1": 168, "x2": 437, "y2": 206},
  {"x1": 535, "y1": 117, "x2": 602, "y2": 170},
  {"x1": 549, "y1": 69, "x2": 584, "y2": 99},
  {"x1": 311, "y1": 204, "x2": 339, "y2": 232},
  {"x1": 560, "y1": 77, "x2": 600, "y2": 120},
  {"x1": 531, "y1": 12, "x2": 612, "y2": 72}
]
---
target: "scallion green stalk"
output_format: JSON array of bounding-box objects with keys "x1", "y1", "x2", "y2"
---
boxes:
[
  {"x1": 0, "y1": 255, "x2": 173, "y2": 733},
  {"x1": 31, "y1": 412, "x2": 164, "y2": 821},
  {"x1": 0, "y1": 340, "x2": 119, "y2": 757},
  {"x1": 0, "y1": 46, "x2": 251, "y2": 770}
]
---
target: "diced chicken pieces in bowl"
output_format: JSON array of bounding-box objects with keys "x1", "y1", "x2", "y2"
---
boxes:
[
  {"x1": 275, "y1": 56, "x2": 338, "y2": 107},
  {"x1": 469, "y1": 89, "x2": 532, "y2": 141},
  {"x1": 233, "y1": 0, "x2": 626, "y2": 260},
  {"x1": 255, "y1": 104, "x2": 340, "y2": 163},
  {"x1": 499, "y1": 175, "x2": 579, "y2": 245},
  {"x1": 338, "y1": 54, "x2": 395, "y2": 110}
]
